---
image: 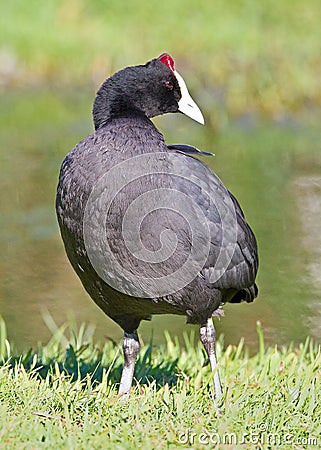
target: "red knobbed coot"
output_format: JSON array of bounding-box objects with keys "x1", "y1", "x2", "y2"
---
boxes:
[{"x1": 56, "y1": 53, "x2": 258, "y2": 399}]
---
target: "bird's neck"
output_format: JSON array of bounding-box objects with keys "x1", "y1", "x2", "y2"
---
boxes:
[{"x1": 93, "y1": 81, "x2": 147, "y2": 130}]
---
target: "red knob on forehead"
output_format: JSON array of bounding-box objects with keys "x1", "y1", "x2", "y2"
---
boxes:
[{"x1": 158, "y1": 53, "x2": 175, "y2": 73}]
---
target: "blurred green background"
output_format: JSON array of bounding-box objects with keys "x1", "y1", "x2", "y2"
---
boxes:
[{"x1": 1, "y1": 0, "x2": 321, "y2": 351}]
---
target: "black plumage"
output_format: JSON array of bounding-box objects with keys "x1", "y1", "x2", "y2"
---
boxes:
[{"x1": 56, "y1": 54, "x2": 258, "y2": 398}]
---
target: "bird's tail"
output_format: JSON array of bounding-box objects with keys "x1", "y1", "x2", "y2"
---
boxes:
[{"x1": 229, "y1": 283, "x2": 258, "y2": 304}]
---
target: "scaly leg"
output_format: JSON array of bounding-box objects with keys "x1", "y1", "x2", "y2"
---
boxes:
[
  {"x1": 119, "y1": 331, "x2": 140, "y2": 397},
  {"x1": 200, "y1": 318, "x2": 223, "y2": 399}
]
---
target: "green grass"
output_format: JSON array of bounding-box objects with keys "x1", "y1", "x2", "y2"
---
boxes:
[
  {"x1": 1, "y1": 0, "x2": 321, "y2": 117},
  {"x1": 0, "y1": 318, "x2": 320, "y2": 449}
]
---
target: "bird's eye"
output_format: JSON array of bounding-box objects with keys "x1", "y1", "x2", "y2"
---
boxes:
[{"x1": 165, "y1": 81, "x2": 174, "y2": 90}]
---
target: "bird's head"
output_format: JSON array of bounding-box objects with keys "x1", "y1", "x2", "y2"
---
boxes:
[{"x1": 93, "y1": 53, "x2": 204, "y2": 130}]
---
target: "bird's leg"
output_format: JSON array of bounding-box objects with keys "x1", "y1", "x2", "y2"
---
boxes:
[
  {"x1": 200, "y1": 318, "x2": 223, "y2": 399},
  {"x1": 118, "y1": 331, "x2": 140, "y2": 397}
]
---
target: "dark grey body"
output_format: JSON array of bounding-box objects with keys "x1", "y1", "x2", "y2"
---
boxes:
[{"x1": 56, "y1": 115, "x2": 258, "y2": 333}]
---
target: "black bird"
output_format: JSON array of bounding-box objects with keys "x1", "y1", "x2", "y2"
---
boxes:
[{"x1": 56, "y1": 53, "x2": 258, "y2": 398}]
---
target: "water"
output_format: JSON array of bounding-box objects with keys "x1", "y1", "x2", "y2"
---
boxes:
[{"x1": 1, "y1": 87, "x2": 320, "y2": 352}]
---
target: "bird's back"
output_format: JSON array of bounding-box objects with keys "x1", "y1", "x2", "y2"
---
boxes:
[{"x1": 56, "y1": 116, "x2": 258, "y2": 330}]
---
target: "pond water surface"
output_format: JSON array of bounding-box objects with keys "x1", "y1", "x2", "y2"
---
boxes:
[{"x1": 1, "y1": 87, "x2": 320, "y2": 352}]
